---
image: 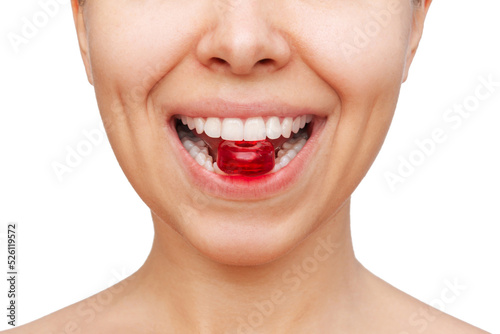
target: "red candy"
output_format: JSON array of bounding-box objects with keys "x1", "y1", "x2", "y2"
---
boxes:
[{"x1": 217, "y1": 140, "x2": 275, "y2": 176}]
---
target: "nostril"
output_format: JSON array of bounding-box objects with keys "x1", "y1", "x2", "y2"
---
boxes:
[
  {"x1": 207, "y1": 57, "x2": 275, "y2": 74},
  {"x1": 212, "y1": 57, "x2": 227, "y2": 65},
  {"x1": 258, "y1": 58, "x2": 273, "y2": 65},
  {"x1": 212, "y1": 58, "x2": 272, "y2": 66}
]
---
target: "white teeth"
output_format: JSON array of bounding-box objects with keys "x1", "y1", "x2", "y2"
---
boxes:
[
  {"x1": 182, "y1": 137, "x2": 196, "y2": 151},
  {"x1": 194, "y1": 139, "x2": 206, "y2": 147},
  {"x1": 244, "y1": 117, "x2": 267, "y2": 141},
  {"x1": 189, "y1": 145, "x2": 201, "y2": 158},
  {"x1": 273, "y1": 137, "x2": 307, "y2": 171},
  {"x1": 177, "y1": 114, "x2": 311, "y2": 175},
  {"x1": 204, "y1": 160, "x2": 214, "y2": 172},
  {"x1": 194, "y1": 118, "x2": 205, "y2": 134},
  {"x1": 285, "y1": 149, "x2": 297, "y2": 160},
  {"x1": 282, "y1": 141, "x2": 294, "y2": 150},
  {"x1": 177, "y1": 115, "x2": 312, "y2": 140},
  {"x1": 292, "y1": 117, "x2": 301, "y2": 134},
  {"x1": 281, "y1": 117, "x2": 293, "y2": 138},
  {"x1": 279, "y1": 155, "x2": 291, "y2": 167},
  {"x1": 271, "y1": 164, "x2": 282, "y2": 173},
  {"x1": 299, "y1": 115, "x2": 306, "y2": 129},
  {"x1": 213, "y1": 162, "x2": 227, "y2": 175},
  {"x1": 293, "y1": 138, "x2": 307, "y2": 152},
  {"x1": 195, "y1": 152, "x2": 207, "y2": 165},
  {"x1": 177, "y1": 127, "x2": 309, "y2": 175},
  {"x1": 221, "y1": 118, "x2": 244, "y2": 141},
  {"x1": 266, "y1": 117, "x2": 282, "y2": 140},
  {"x1": 204, "y1": 117, "x2": 221, "y2": 138},
  {"x1": 187, "y1": 117, "x2": 196, "y2": 130},
  {"x1": 180, "y1": 133, "x2": 214, "y2": 169},
  {"x1": 199, "y1": 147, "x2": 209, "y2": 156}
]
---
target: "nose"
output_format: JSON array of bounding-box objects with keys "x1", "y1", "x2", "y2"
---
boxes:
[{"x1": 196, "y1": 1, "x2": 292, "y2": 75}]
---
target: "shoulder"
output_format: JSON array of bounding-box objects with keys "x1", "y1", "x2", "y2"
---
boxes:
[
  {"x1": 359, "y1": 267, "x2": 490, "y2": 334},
  {"x1": 394, "y1": 301, "x2": 490, "y2": 334},
  {"x1": 0, "y1": 297, "x2": 102, "y2": 334},
  {"x1": 0, "y1": 277, "x2": 139, "y2": 334}
]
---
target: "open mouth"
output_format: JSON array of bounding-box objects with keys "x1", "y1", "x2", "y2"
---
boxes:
[{"x1": 174, "y1": 115, "x2": 313, "y2": 176}]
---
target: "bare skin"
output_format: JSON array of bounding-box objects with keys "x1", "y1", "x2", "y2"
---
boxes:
[
  {"x1": 3, "y1": 0, "x2": 490, "y2": 333},
  {"x1": 4, "y1": 202, "x2": 489, "y2": 334}
]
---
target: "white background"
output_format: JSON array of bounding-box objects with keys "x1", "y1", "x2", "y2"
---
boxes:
[{"x1": 1, "y1": 0, "x2": 499, "y2": 332}]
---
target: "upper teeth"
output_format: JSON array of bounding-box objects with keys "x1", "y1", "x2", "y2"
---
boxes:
[{"x1": 178, "y1": 115, "x2": 313, "y2": 141}]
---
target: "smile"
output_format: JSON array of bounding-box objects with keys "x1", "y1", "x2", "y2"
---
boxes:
[
  {"x1": 175, "y1": 115, "x2": 313, "y2": 175},
  {"x1": 165, "y1": 100, "x2": 327, "y2": 200}
]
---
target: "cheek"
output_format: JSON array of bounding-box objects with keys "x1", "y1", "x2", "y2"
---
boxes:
[
  {"x1": 81, "y1": 2, "x2": 213, "y2": 218},
  {"x1": 85, "y1": 1, "x2": 205, "y2": 109},
  {"x1": 285, "y1": 1, "x2": 412, "y2": 99},
  {"x1": 83, "y1": 1, "x2": 205, "y2": 178},
  {"x1": 282, "y1": 2, "x2": 413, "y2": 194}
]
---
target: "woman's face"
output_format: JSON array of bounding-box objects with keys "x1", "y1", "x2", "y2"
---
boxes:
[{"x1": 73, "y1": 0, "x2": 426, "y2": 265}]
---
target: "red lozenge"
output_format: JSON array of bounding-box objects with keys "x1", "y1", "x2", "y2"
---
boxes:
[{"x1": 217, "y1": 140, "x2": 275, "y2": 176}]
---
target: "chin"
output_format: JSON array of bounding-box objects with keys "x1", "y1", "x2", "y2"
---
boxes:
[{"x1": 178, "y1": 210, "x2": 306, "y2": 267}]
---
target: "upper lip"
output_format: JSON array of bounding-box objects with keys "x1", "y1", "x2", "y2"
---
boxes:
[{"x1": 168, "y1": 98, "x2": 322, "y2": 119}]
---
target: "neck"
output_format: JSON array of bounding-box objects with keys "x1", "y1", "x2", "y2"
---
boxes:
[{"x1": 132, "y1": 199, "x2": 362, "y2": 333}]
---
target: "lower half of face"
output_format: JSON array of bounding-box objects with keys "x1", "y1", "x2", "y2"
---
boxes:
[{"x1": 83, "y1": 0, "x2": 413, "y2": 265}]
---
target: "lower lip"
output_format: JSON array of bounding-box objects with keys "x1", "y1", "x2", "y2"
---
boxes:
[{"x1": 166, "y1": 117, "x2": 326, "y2": 201}]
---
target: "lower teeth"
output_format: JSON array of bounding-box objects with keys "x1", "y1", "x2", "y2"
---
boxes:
[{"x1": 176, "y1": 124, "x2": 309, "y2": 175}]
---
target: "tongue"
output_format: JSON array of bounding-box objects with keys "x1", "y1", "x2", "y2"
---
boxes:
[{"x1": 217, "y1": 140, "x2": 275, "y2": 176}]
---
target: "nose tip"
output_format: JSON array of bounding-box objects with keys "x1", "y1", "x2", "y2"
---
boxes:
[{"x1": 196, "y1": 5, "x2": 292, "y2": 75}]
